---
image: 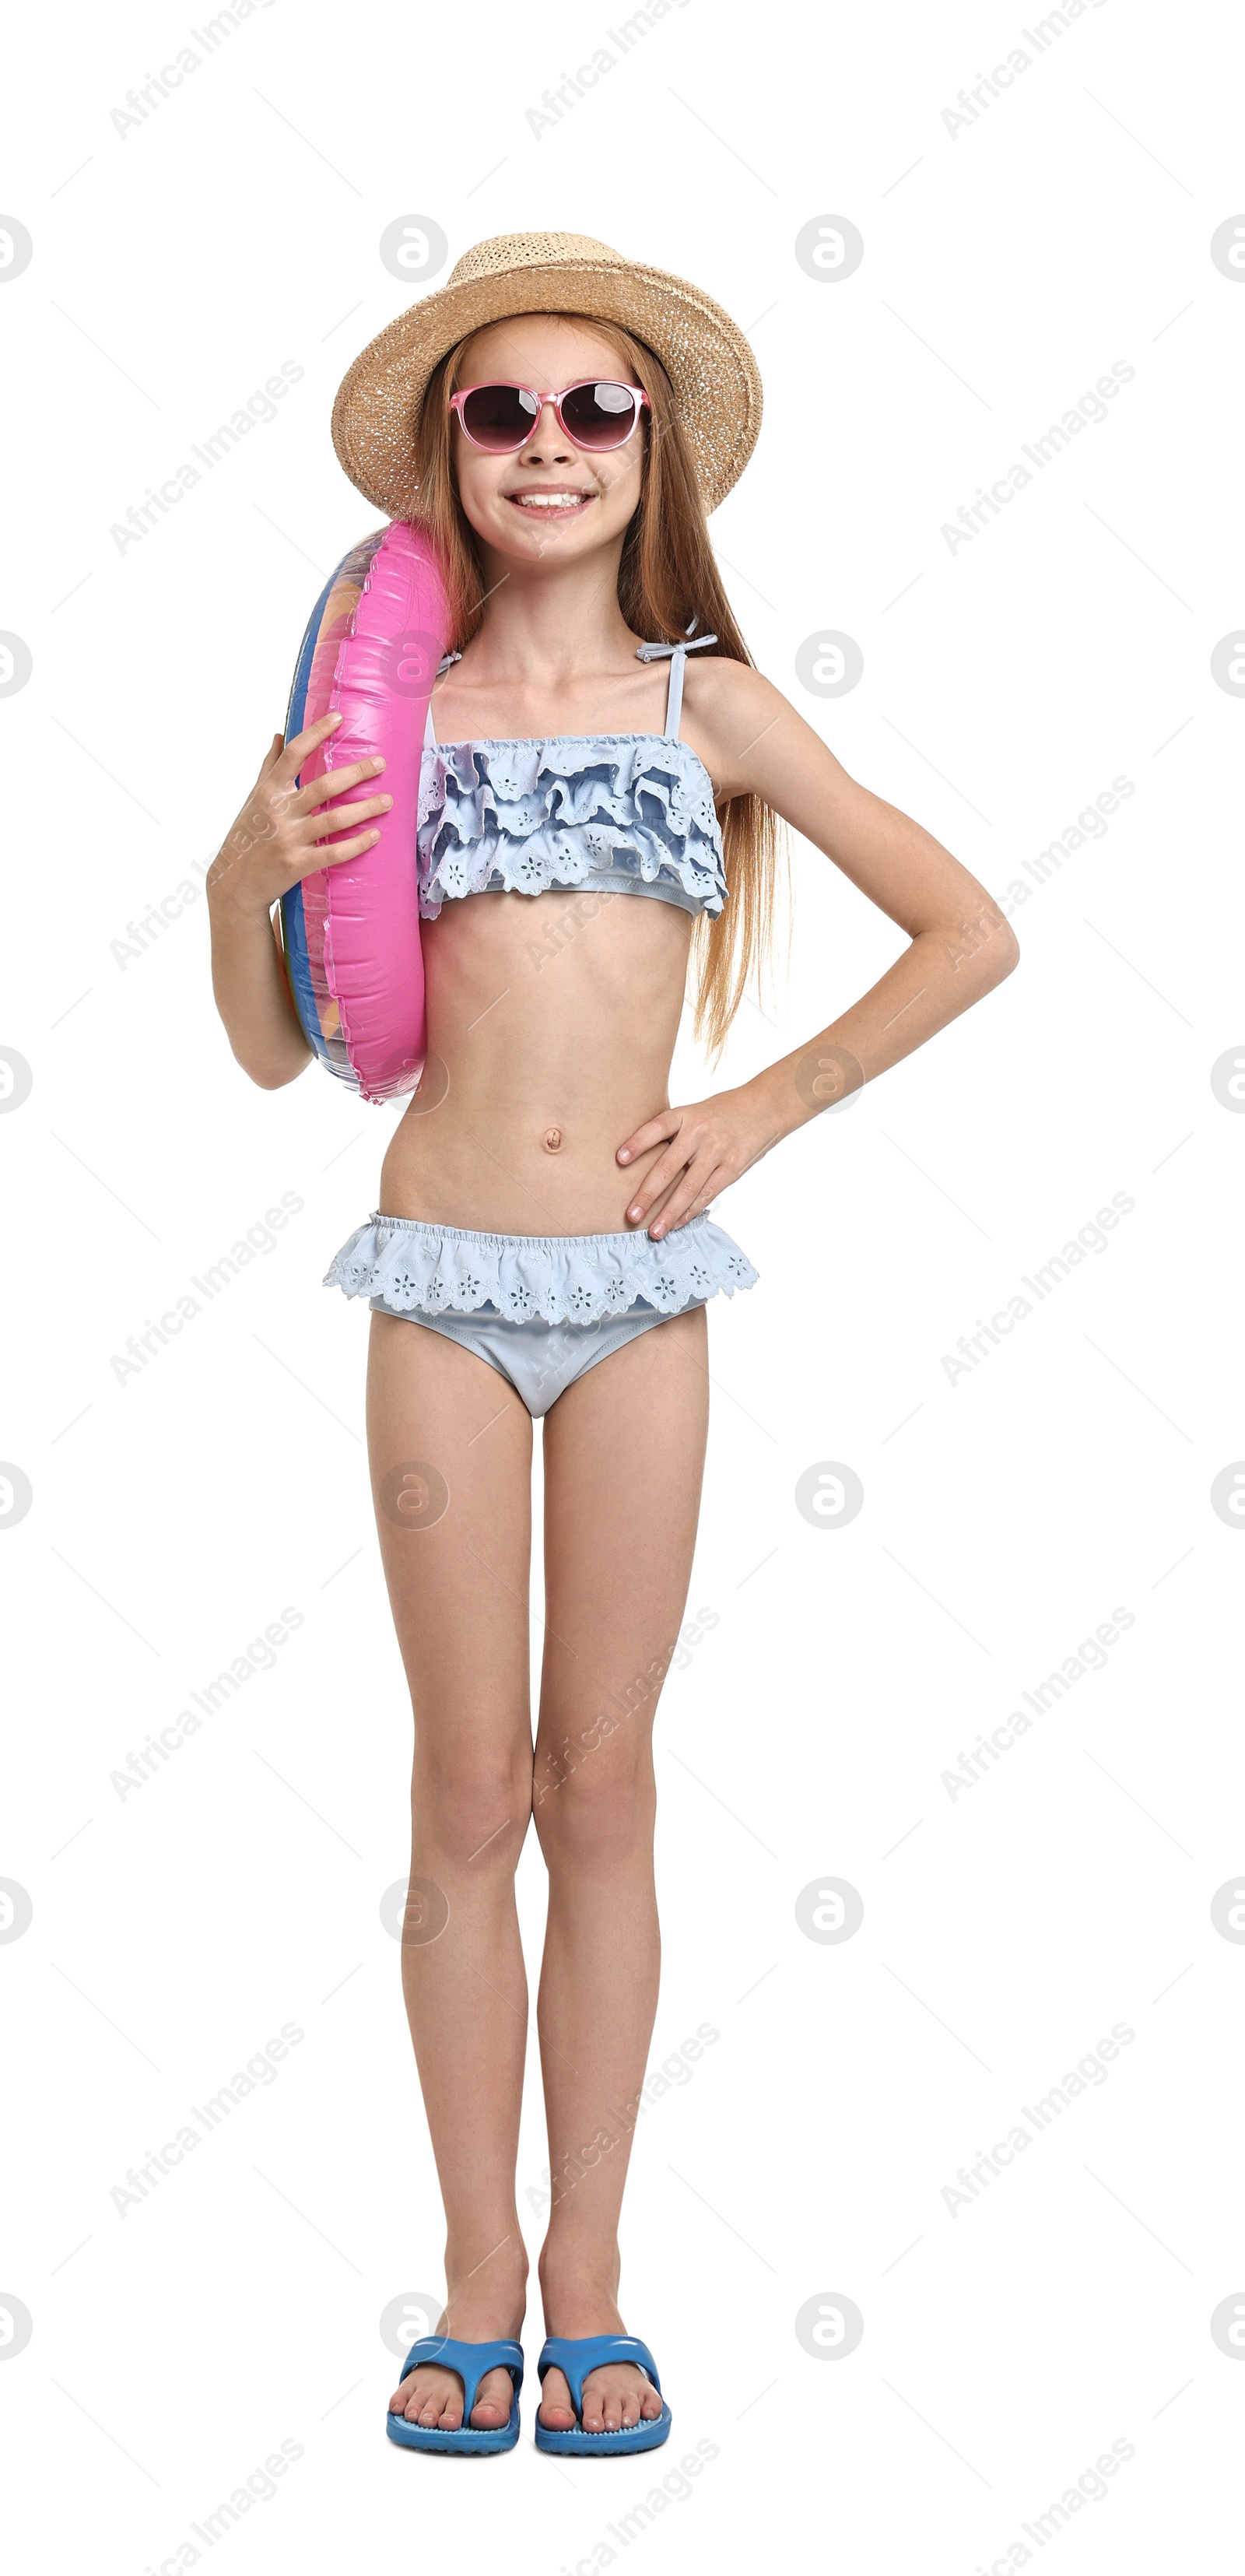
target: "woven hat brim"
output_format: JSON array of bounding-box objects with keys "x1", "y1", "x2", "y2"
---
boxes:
[{"x1": 331, "y1": 257, "x2": 762, "y2": 519}]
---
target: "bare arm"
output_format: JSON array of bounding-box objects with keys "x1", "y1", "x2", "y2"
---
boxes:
[
  {"x1": 619, "y1": 660, "x2": 1019, "y2": 1234},
  {"x1": 206, "y1": 712, "x2": 394, "y2": 1090}
]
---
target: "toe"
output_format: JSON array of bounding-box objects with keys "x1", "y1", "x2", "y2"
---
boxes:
[
  {"x1": 391, "y1": 2366, "x2": 437, "y2": 2421},
  {"x1": 640, "y1": 2380, "x2": 663, "y2": 2418},
  {"x1": 539, "y1": 2367, "x2": 575, "y2": 2429},
  {"x1": 470, "y1": 2367, "x2": 513, "y2": 2428},
  {"x1": 580, "y1": 2374, "x2": 606, "y2": 2433}
]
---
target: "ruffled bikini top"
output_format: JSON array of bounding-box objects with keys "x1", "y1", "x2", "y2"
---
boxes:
[{"x1": 417, "y1": 632, "x2": 728, "y2": 922}]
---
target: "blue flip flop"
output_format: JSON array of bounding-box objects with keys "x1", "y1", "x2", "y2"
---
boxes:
[
  {"x1": 534, "y1": 2334, "x2": 672, "y2": 2455},
  {"x1": 386, "y1": 2335, "x2": 524, "y2": 2454}
]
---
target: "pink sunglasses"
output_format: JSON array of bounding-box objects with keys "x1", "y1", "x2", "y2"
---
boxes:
[{"x1": 449, "y1": 378, "x2": 651, "y2": 454}]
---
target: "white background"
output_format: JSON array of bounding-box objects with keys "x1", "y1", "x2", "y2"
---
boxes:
[{"x1": 3, "y1": 0, "x2": 1243, "y2": 2567}]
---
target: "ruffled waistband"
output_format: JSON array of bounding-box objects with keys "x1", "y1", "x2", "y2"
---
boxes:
[{"x1": 324, "y1": 1209, "x2": 759, "y2": 1325}]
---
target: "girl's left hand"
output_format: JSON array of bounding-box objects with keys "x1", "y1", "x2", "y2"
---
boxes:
[{"x1": 616, "y1": 1083, "x2": 781, "y2": 1237}]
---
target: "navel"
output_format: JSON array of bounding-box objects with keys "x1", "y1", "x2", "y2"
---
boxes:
[{"x1": 543, "y1": 1127, "x2": 563, "y2": 1153}]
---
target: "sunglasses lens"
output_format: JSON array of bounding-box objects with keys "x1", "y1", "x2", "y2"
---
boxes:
[
  {"x1": 559, "y1": 382, "x2": 639, "y2": 447},
  {"x1": 459, "y1": 384, "x2": 539, "y2": 449}
]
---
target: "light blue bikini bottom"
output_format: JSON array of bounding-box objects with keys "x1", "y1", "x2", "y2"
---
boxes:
[
  {"x1": 324, "y1": 1211, "x2": 759, "y2": 1420},
  {"x1": 380, "y1": 1300, "x2": 682, "y2": 1416}
]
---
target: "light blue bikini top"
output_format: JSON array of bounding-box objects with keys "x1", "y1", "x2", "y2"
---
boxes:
[{"x1": 417, "y1": 632, "x2": 727, "y2": 922}]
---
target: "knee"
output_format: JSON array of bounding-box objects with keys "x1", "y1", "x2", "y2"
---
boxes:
[
  {"x1": 534, "y1": 1732, "x2": 654, "y2": 1867},
  {"x1": 414, "y1": 1734, "x2": 531, "y2": 1866}
]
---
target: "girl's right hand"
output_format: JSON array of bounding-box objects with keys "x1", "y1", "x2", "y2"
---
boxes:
[{"x1": 206, "y1": 712, "x2": 394, "y2": 918}]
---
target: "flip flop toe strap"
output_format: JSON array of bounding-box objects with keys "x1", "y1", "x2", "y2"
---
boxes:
[
  {"x1": 538, "y1": 2334, "x2": 661, "y2": 2420},
  {"x1": 396, "y1": 2335, "x2": 524, "y2": 2421}
]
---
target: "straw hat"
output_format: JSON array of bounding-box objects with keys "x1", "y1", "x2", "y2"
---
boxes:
[{"x1": 331, "y1": 230, "x2": 763, "y2": 518}]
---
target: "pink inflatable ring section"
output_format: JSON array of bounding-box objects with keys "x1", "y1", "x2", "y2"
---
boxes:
[{"x1": 278, "y1": 521, "x2": 451, "y2": 1102}]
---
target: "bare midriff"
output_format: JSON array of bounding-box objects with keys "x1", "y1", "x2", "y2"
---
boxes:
[{"x1": 377, "y1": 885, "x2": 694, "y2": 1236}]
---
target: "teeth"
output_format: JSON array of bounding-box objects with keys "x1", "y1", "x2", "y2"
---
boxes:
[{"x1": 513, "y1": 493, "x2": 590, "y2": 509}]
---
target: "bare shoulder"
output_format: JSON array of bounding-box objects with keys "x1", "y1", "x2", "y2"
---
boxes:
[
  {"x1": 679, "y1": 654, "x2": 811, "y2": 798},
  {"x1": 680, "y1": 654, "x2": 774, "y2": 724}
]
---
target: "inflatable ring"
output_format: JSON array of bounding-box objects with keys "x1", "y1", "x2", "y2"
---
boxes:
[{"x1": 278, "y1": 521, "x2": 451, "y2": 1103}]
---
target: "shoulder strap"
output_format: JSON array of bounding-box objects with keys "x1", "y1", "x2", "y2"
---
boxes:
[
  {"x1": 665, "y1": 644, "x2": 688, "y2": 739},
  {"x1": 425, "y1": 650, "x2": 461, "y2": 752},
  {"x1": 634, "y1": 626, "x2": 719, "y2": 739}
]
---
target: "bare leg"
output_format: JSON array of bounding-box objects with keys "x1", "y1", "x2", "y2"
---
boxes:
[
  {"x1": 532, "y1": 1306, "x2": 709, "y2": 2432},
  {"x1": 368, "y1": 1311, "x2": 536, "y2": 2433}
]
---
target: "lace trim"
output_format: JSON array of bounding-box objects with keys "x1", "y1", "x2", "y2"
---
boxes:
[
  {"x1": 417, "y1": 735, "x2": 727, "y2": 922},
  {"x1": 324, "y1": 1210, "x2": 759, "y2": 1324}
]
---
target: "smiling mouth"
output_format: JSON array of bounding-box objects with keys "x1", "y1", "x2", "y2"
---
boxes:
[{"x1": 505, "y1": 489, "x2": 597, "y2": 514}]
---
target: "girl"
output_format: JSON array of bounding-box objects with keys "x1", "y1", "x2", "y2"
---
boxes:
[{"x1": 207, "y1": 232, "x2": 1018, "y2": 2457}]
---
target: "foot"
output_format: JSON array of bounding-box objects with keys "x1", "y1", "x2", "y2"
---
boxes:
[
  {"x1": 389, "y1": 2353, "x2": 517, "y2": 2434},
  {"x1": 537, "y1": 2299, "x2": 664, "y2": 2436},
  {"x1": 388, "y1": 2275, "x2": 525, "y2": 2434}
]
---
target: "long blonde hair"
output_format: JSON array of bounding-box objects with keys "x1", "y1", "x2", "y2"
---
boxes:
[{"x1": 409, "y1": 314, "x2": 784, "y2": 1058}]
